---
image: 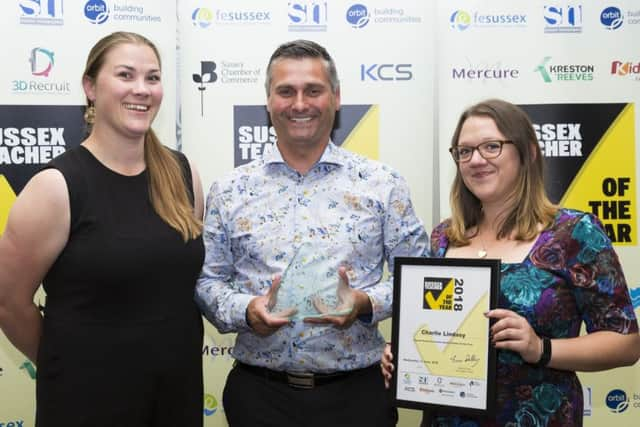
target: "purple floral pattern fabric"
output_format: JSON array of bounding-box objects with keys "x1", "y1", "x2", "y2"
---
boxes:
[{"x1": 428, "y1": 209, "x2": 638, "y2": 427}]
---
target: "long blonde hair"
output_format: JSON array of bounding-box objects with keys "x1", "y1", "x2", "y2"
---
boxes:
[
  {"x1": 447, "y1": 99, "x2": 557, "y2": 246},
  {"x1": 83, "y1": 31, "x2": 201, "y2": 241}
]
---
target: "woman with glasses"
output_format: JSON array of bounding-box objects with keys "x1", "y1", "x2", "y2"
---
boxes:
[{"x1": 382, "y1": 99, "x2": 639, "y2": 426}]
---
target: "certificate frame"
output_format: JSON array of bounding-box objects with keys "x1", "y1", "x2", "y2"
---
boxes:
[{"x1": 391, "y1": 257, "x2": 500, "y2": 417}]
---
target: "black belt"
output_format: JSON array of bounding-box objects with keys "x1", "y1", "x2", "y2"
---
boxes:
[{"x1": 235, "y1": 361, "x2": 376, "y2": 390}]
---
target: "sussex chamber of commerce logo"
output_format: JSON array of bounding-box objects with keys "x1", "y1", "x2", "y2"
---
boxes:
[
  {"x1": 203, "y1": 393, "x2": 218, "y2": 416},
  {"x1": 84, "y1": 0, "x2": 109, "y2": 24},
  {"x1": 346, "y1": 4, "x2": 369, "y2": 28},
  {"x1": 288, "y1": 1, "x2": 328, "y2": 32},
  {"x1": 449, "y1": 9, "x2": 526, "y2": 31},
  {"x1": 192, "y1": 7, "x2": 213, "y2": 28},
  {"x1": 544, "y1": 4, "x2": 583, "y2": 33},
  {"x1": 19, "y1": 0, "x2": 64, "y2": 25},
  {"x1": 192, "y1": 61, "x2": 217, "y2": 117},
  {"x1": 601, "y1": 6, "x2": 623, "y2": 30},
  {"x1": 606, "y1": 389, "x2": 629, "y2": 413},
  {"x1": 534, "y1": 56, "x2": 594, "y2": 83}
]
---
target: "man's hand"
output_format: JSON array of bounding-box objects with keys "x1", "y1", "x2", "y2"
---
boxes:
[
  {"x1": 246, "y1": 275, "x2": 296, "y2": 336},
  {"x1": 304, "y1": 267, "x2": 371, "y2": 328}
]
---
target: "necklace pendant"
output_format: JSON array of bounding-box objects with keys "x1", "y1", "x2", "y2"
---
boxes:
[{"x1": 478, "y1": 249, "x2": 487, "y2": 258}]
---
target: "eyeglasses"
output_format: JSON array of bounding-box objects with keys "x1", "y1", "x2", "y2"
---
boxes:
[{"x1": 449, "y1": 140, "x2": 514, "y2": 163}]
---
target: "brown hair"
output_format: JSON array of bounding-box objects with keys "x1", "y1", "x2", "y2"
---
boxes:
[
  {"x1": 447, "y1": 99, "x2": 557, "y2": 246},
  {"x1": 83, "y1": 31, "x2": 201, "y2": 241}
]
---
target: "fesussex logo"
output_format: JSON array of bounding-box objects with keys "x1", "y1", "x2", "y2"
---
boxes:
[
  {"x1": 192, "y1": 7, "x2": 213, "y2": 28},
  {"x1": 203, "y1": 393, "x2": 218, "y2": 416},
  {"x1": 450, "y1": 10, "x2": 471, "y2": 30}
]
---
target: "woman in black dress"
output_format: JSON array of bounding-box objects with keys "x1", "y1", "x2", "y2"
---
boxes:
[{"x1": 0, "y1": 32, "x2": 205, "y2": 426}]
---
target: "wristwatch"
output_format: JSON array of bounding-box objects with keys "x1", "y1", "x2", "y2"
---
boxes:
[{"x1": 533, "y1": 337, "x2": 552, "y2": 367}]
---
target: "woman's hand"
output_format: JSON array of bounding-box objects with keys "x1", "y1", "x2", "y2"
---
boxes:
[
  {"x1": 486, "y1": 309, "x2": 542, "y2": 364},
  {"x1": 381, "y1": 343, "x2": 395, "y2": 389}
]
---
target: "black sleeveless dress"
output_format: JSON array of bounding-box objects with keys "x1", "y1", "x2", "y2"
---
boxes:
[{"x1": 36, "y1": 145, "x2": 204, "y2": 427}]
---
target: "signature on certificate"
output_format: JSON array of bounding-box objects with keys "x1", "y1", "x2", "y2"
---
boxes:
[{"x1": 449, "y1": 354, "x2": 480, "y2": 368}]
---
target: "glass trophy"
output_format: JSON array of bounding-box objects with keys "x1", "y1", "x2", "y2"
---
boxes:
[{"x1": 270, "y1": 242, "x2": 354, "y2": 320}]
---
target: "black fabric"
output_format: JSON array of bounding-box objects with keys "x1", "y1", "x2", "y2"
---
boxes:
[
  {"x1": 223, "y1": 362, "x2": 398, "y2": 427},
  {"x1": 36, "y1": 145, "x2": 204, "y2": 427}
]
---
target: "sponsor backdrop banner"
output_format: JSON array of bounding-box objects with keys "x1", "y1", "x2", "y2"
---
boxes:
[
  {"x1": 1, "y1": 1, "x2": 639, "y2": 426},
  {"x1": 436, "y1": 1, "x2": 640, "y2": 426},
  {"x1": 0, "y1": 1, "x2": 177, "y2": 426}
]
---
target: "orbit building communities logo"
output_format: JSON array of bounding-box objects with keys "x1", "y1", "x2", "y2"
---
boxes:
[
  {"x1": 11, "y1": 47, "x2": 71, "y2": 95},
  {"x1": 611, "y1": 60, "x2": 640, "y2": 81},
  {"x1": 289, "y1": 1, "x2": 328, "y2": 32},
  {"x1": 346, "y1": 4, "x2": 369, "y2": 28},
  {"x1": 601, "y1": 7, "x2": 623, "y2": 30},
  {"x1": 347, "y1": 4, "x2": 422, "y2": 28},
  {"x1": 606, "y1": 389, "x2": 629, "y2": 413},
  {"x1": 543, "y1": 4, "x2": 583, "y2": 33},
  {"x1": 534, "y1": 57, "x2": 594, "y2": 83},
  {"x1": 84, "y1": 1, "x2": 162, "y2": 24},
  {"x1": 192, "y1": 7, "x2": 213, "y2": 28},
  {"x1": 84, "y1": 0, "x2": 109, "y2": 24},
  {"x1": 19, "y1": 0, "x2": 64, "y2": 25},
  {"x1": 449, "y1": 9, "x2": 527, "y2": 31}
]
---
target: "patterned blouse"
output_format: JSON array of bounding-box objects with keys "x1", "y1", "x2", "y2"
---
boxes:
[{"x1": 428, "y1": 208, "x2": 638, "y2": 427}]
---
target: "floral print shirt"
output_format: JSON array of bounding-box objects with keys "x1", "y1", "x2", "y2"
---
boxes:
[
  {"x1": 428, "y1": 209, "x2": 638, "y2": 427},
  {"x1": 195, "y1": 142, "x2": 428, "y2": 372}
]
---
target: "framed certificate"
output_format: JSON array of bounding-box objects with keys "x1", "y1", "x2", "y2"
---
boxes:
[{"x1": 391, "y1": 257, "x2": 500, "y2": 417}]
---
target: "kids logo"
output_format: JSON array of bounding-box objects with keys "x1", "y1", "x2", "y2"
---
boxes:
[{"x1": 422, "y1": 277, "x2": 454, "y2": 310}]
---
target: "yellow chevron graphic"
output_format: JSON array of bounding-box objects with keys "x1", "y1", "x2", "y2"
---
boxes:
[
  {"x1": 342, "y1": 105, "x2": 379, "y2": 160},
  {"x1": 0, "y1": 175, "x2": 17, "y2": 234},
  {"x1": 425, "y1": 278, "x2": 454, "y2": 309},
  {"x1": 413, "y1": 293, "x2": 489, "y2": 379}
]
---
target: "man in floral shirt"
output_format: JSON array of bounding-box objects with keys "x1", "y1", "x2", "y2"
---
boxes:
[{"x1": 195, "y1": 40, "x2": 428, "y2": 427}]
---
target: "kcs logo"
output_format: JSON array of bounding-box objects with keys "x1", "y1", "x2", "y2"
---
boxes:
[{"x1": 360, "y1": 64, "x2": 413, "y2": 81}]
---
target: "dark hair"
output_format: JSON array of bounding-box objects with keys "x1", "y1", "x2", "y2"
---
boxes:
[
  {"x1": 447, "y1": 99, "x2": 557, "y2": 245},
  {"x1": 264, "y1": 39, "x2": 339, "y2": 95}
]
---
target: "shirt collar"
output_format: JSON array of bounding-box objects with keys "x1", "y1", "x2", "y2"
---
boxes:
[{"x1": 264, "y1": 140, "x2": 344, "y2": 169}]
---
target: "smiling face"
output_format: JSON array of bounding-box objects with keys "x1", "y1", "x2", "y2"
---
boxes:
[
  {"x1": 266, "y1": 57, "x2": 340, "y2": 154},
  {"x1": 457, "y1": 115, "x2": 522, "y2": 207},
  {"x1": 83, "y1": 42, "x2": 162, "y2": 143}
]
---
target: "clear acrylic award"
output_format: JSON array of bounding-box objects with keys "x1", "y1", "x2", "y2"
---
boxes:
[{"x1": 270, "y1": 242, "x2": 354, "y2": 320}]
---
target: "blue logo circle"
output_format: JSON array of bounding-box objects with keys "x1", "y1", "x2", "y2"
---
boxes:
[
  {"x1": 601, "y1": 7, "x2": 623, "y2": 30},
  {"x1": 450, "y1": 10, "x2": 471, "y2": 31},
  {"x1": 605, "y1": 389, "x2": 629, "y2": 413},
  {"x1": 346, "y1": 4, "x2": 369, "y2": 28},
  {"x1": 84, "y1": 0, "x2": 109, "y2": 25},
  {"x1": 192, "y1": 7, "x2": 213, "y2": 28}
]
